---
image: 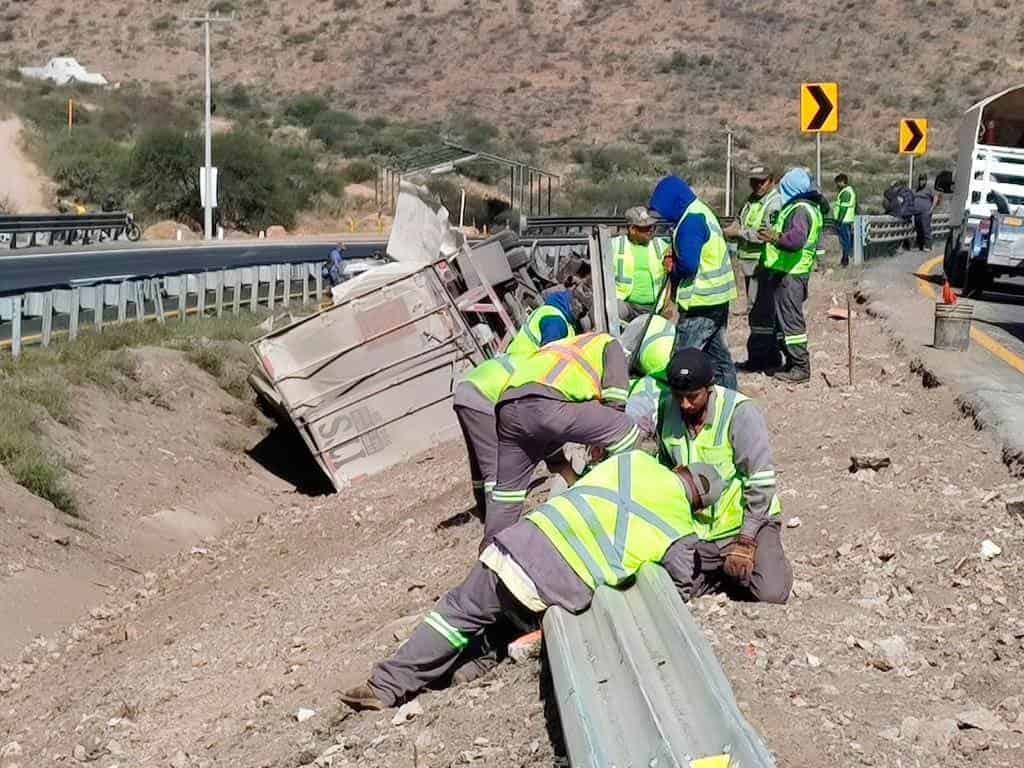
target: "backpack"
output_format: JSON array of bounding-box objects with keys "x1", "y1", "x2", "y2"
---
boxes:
[{"x1": 883, "y1": 184, "x2": 915, "y2": 219}]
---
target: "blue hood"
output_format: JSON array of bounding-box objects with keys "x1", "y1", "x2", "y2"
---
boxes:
[
  {"x1": 544, "y1": 289, "x2": 575, "y2": 325},
  {"x1": 649, "y1": 176, "x2": 696, "y2": 222}
]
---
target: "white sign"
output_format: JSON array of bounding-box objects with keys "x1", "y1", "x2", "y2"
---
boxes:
[{"x1": 199, "y1": 167, "x2": 219, "y2": 208}]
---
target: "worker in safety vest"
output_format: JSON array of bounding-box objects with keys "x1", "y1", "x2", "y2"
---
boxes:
[
  {"x1": 612, "y1": 206, "x2": 670, "y2": 320},
  {"x1": 648, "y1": 176, "x2": 738, "y2": 390},
  {"x1": 453, "y1": 290, "x2": 577, "y2": 519},
  {"x1": 338, "y1": 450, "x2": 724, "y2": 711},
  {"x1": 749, "y1": 168, "x2": 828, "y2": 384},
  {"x1": 654, "y1": 347, "x2": 792, "y2": 603},
  {"x1": 483, "y1": 333, "x2": 641, "y2": 548},
  {"x1": 832, "y1": 173, "x2": 857, "y2": 267},
  {"x1": 723, "y1": 166, "x2": 780, "y2": 302},
  {"x1": 503, "y1": 289, "x2": 577, "y2": 358},
  {"x1": 620, "y1": 314, "x2": 675, "y2": 436}
]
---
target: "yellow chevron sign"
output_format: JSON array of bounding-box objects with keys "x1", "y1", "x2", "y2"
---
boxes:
[{"x1": 899, "y1": 118, "x2": 928, "y2": 155}]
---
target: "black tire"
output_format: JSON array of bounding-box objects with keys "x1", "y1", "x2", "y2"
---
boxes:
[
  {"x1": 962, "y1": 259, "x2": 989, "y2": 299},
  {"x1": 943, "y1": 236, "x2": 967, "y2": 288},
  {"x1": 127, "y1": 223, "x2": 142, "y2": 242}
]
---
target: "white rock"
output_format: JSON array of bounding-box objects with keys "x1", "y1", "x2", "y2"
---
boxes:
[
  {"x1": 73, "y1": 745, "x2": 87, "y2": 762},
  {"x1": 806, "y1": 653, "x2": 822, "y2": 668},
  {"x1": 786, "y1": 516, "x2": 802, "y2": 528},
  {"x1": 957, "y1": 707, "x2": 1007, "y2": 732},
  {"x1": 0, "y1": 742, "x2": 22, "y2": 758},
  {"x1": 189, "y1": 547, "x2": 208, "y2": 556},
  {"x1": 106, "y1": 739, "x2": 125, "y2": 757},
  {"x1": 294, "y1": 708, "x2": 316, "y2": 723},
  {"x1": 980, "y1": 540, "x2": 1002, "y2": 560},
  {"x1": 391, "y1": 699, "x2": 422, "y2": 726}
]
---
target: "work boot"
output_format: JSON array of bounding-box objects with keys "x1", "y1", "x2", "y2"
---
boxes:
[
  {"x1": 771, "y1": 368, "x2": 810, "y2": 384},
  {"x1": 338, "y1": 682, "x2": 386, "y2": 712},
  {"x1": 451, "y1": 650, "x2": 502, "y2": 685}
]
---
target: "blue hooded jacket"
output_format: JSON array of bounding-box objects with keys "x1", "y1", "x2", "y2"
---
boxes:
[
  {"x1": 539, "y1": 290, "x2": 575, "y2": 345},
  {"x1": 648, "y1": 176, "x2": 705, "y2": 281}
]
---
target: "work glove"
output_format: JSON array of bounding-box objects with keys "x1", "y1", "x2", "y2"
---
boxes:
[
  {"x1": 722, "y1": 221, "x2": 741, "y2": 239},
  {"x1": 723, "y1": 535, "x2": 757, "y2": 584}
]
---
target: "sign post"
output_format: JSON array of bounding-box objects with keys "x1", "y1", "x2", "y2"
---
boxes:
[
  {"x1": 899, "y1": 118, "x2": 928, "y2": 186},
  {"x1": 800, "y1": 83, "x2": 839, "y2": 187}
]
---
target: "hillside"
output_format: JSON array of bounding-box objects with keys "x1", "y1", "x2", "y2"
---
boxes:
[{"x1": 4, "y1": 0, "x2": 1024, "y2": 206}]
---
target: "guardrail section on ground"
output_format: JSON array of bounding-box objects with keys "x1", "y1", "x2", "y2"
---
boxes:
[
  {"x1": 853, "y1": 213, "x2": 951, "y2": 264},
  {"x1": 545, "y1": 565, "x2": 776, "y2": 768}
]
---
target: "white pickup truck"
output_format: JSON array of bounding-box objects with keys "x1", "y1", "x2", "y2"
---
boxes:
[{"x1": 944, "y1": 84, "x2": 1024, "y2": 296}]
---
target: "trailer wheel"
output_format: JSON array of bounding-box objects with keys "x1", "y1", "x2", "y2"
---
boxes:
[{"x1": 943, "y1": 236, "x2": 967, "y2": 288}]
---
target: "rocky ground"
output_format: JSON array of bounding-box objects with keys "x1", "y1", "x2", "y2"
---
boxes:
[{"x1": 2, "y1": 262, "x2": 1023, "y2": 767}]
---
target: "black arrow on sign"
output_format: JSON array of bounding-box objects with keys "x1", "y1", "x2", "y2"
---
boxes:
[
  {"x1": 903, "y1": 120, "x2": 923, "y2": 152},
  {"x1": 806, "y1": 85, "x2": 833, "y2": 131}
]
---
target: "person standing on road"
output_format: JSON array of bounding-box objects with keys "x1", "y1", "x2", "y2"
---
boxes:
[
  {"x1": 648, "y1": 175, "x2": 738, "y2": 390},
  {"x1": 913, "y1": 173, "x2": 937, "y2": 251},
  {"x1": 324, "y1": 242, "x2": 346, "y2": 287},
  {"x1": 832, "y1": 174, "x2": 857, "y2": 267},
  {"x1": 612, "y1": 206, "x2": 670, "y2": 321},
  {"x1": 653, "y1": 347, "x2": 792, "y2": 602},
  {"x1": 337, "y1": 451, "x2": 725, "y2": 712},
  {"x1": 484, "y1": 333, "x2": 641, "y2": 548},
  {"x1": 747, "y1": 167, "x2": 827, "y2": 384}
]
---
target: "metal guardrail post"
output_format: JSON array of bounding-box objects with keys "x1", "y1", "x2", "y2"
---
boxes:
[
  {"x1": 154, "y1": 282, "x2": 166, "y2": 325},
  {"x1": 197, "y1": 273, "x2": 207, "y2": 317},
  {"x1": 177, "y1": 277, "x2": 188, "y2": 322},
  {"x1": 41, "y1": 292, "x2": 53, "y2": 347},
  {"x1": 117, "y1": 280, "x2": 129, "y2": 323},
  {"x1": 69, "y1": 287, "x2": 80, "y2": 340},
  {"x1": 250, "y1": 269, "x2": 259, "y2": 314},
  {"x1": 96, "y1": 287, "x2": 105, "y2": 332},
  {"x1": 281, "y1": 264, "x2": 290, "y2": 308},
  {"x1": 216, "y1": 269, "x2": 225, "y2": 317},
  {"x1": 11, "y1": 296, "x2": 22, "y2": 358},
  {"x1": 852, "y1": 215, "x2": 865, "y2": 266},
  {"x1": 134, "y1": 283, "x2": 145, "y2": 323},
  {"x1": 231, "y1": 270, "x2": 241, "y2": 315},
  {"x1": 315, "y1": 267, "x2": 323, "y2": 302},
  {"x1": 267, "y1": 267, "x2": 276, "y2": 312}
]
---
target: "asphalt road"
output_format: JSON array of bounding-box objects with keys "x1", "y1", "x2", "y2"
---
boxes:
[{"x1": 0, "y1": 237, "x2": 387, "y2": 295}]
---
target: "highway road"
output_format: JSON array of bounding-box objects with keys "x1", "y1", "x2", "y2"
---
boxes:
[{"x1": 0, "y1": 237, "x2": 387, "y2": 295}]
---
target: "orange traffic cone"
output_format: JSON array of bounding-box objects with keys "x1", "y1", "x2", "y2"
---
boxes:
[{"x1": 941, "y1": 279, "x2": 957, "y2": 305}]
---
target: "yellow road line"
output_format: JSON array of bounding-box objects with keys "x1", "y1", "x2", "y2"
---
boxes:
[{"x1": 915, "y1": 255, "x2": 1024, "y2": 375}]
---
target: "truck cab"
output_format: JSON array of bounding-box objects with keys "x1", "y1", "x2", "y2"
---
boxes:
[{"x1": 945, "y1": 84, "x2": 1024, "y2": 296}]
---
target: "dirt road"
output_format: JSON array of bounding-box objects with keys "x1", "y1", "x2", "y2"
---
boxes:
[
  {"x1": 1, "y1": 266, "x2": 1022, "y2": 767},
  {"x1": 0, "y1": 118, "x2": 50, "y2": 214}
]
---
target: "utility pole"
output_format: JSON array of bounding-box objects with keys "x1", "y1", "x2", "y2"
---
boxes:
[{"x1": 182, "y1": 7, "x2": 234, "y2": 240}]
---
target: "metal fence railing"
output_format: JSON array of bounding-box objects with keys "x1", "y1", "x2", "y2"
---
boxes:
[
  {"x1": 853, "y1": 212, "x2": 952, "y2": 264},
  {"x1": 0, "y1": 212, "x2": 141, "y2": 250},
  {"x1": 0, "y1": 262, "x2": 329, "y2": 358}
]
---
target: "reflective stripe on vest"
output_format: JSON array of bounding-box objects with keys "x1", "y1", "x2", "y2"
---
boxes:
[
  {"x1": 637, "y1": 315, "x2": 675, "y2": 381},
  {"x1": 526, "y1": 451, "x2": 695, "y2": 589},
  {"x1": 673, "y1": 199, "x2": 737, "y2": 310},
  {"x1": 613, "y1": 236, "x2": 668, "y2": 307},
  {"x1": 737, "y1": 189, "x2": 780, "y2": 260},
  {"x1": 657, "y1": 385, "x2": 780, "y2": 541},
  {"x1": 507, "y1": 332, "x2": 615, "y2": 402},
  {"x1": 505, "y1": 305, "x2": 576, "y2": 359},
  {"x1": 465, "y1": 354, "x2": 517, "y2": 403},
  {"x1": 762, "y1": 199, "x2": 824, "y2": 276}
]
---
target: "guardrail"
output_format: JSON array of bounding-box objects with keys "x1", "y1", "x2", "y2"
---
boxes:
[
  {"x1": 853, "y1": 212, "x2": 952, "y2": 265},
  {"x1": 546, "y1": 564, "x2": 776, "y2": 768},
  {"x1": 0, "y1": 212, "x2": 140, "y2": 250},
  {"x1": 0, "y1": 262, "x2": 329, "y2": 358}
]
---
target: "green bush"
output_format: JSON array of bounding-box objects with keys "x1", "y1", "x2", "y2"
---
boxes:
[
  {"x1": 283, "y1": 94, "x2": 329, "y2": 127},
  {"x1": 342, "y1": 158, "x2": 377, "y2": 184},
  {"x1": 562, "y1": 175, "x2": 655, "y2": 215},
  {"x1": 47, "y1": 128, "x2": 130, "y2": 201}
]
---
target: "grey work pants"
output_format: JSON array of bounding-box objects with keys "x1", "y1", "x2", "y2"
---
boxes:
[
  {"x1": 370, "y1": 563, "x2": 536, "y2": 707},
  {"x1": 485, "y1": 397, "x2": 638, "y2": 548},
  {"x1": 736, "y1": 258, "x2": 758, "y2": 308},
  {"x1": 775, "y1": 273, "x2": 809, "y2": 375},
  {"x1": 454, "y1": 405, "x2": 498, "y2": 520},
  {"x1": 746, "y1": 267, "x2": 783, "y2": 370},
  {"x1": 667, "y1": 520, "x2": 793, "y2": 604},
  {"x1": 673, "y1": 304, "x2": 737, "y2": 390}
]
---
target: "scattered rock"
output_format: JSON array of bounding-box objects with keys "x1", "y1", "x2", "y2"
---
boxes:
[
  {"x1": 806, "y1": 653, "x2": 822, "y2": 668},
  {"x1": 265, "y1": 225, "x2": 288, "y2": 239},
  {"x1": 849, "y1": 453, "x2": 891, "y2": 473},
  {"x1": 391, "y1": 699, "x2": 422, "y2": 726},
  {"x1": 190, "y1": 547, "x2": 208, "y2": 556},
  {"x1": 508, "y1": 630, "x2": 543, "y2": 663},
  {"x1": 72, "y1": 745, "x2": 87, "y2": 762},
  {"x1": 1007, "y1": 497, "x2": 1024, "y2": 522},
  {"x1": 106, "y1": 739, "x2": 125, "y2": 757},
  {"x1": 791, "y1": 580, "x2": 815, "y2": 598},
  {"x1": 872, "y1": 636, "x2": 911, "y2": 671},
  {"x1": 957, "y1": 707, "x2": 1007, "y2": 732},
  {"x1": 980, "y1": 540, "x2": 1002, "y2": 560},
  {"x1": 901, "y1": 716, "x2": 959, "y2": 751},
  {"x1": 314, "y1": 744, "x2": 345, "y2": 767},
  {"x1": 89, "y1": 606, "x2": 113, "y2": 620},
  {"x1": 122, "y1": 623, "x2": 140, "y2": 642},
  {"x1": 0, "y1": 742, "x2": 22, "y2": 759},
  {"x1": 294, "y1": 708, "x2": 316, "y2": 723},
  {"x1": 786, "y1": 516, "x2": 802, "y2": 529},
  {"x1": 53, "y1": 535, "x2": 70, "y2": 547}
]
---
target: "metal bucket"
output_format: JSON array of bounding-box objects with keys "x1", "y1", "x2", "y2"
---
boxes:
[{"x1": 933, "y1": 301, "x2": 974, "y2": 351}]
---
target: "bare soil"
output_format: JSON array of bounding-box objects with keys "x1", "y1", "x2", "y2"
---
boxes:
[
  {"x1": 0, "y1": 117, "x2": 51, "y2": 214},
  {"x1": 1, "y1": 262, "x2": 1023, "y2": 767}
]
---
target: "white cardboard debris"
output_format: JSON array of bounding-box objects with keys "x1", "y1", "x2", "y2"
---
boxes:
[
  {"x1": 19, "y1": 57, "x2": 108, "y2": 86},
  {"x1": 294, "y1": 707, "x2": 316, "y2": 723},
  {"x1": 980, "y1": 539, "x2": 1002, "y2": 560},
  {"x1": 391, "y1": 699, "x2": 422, "y2": 725}
]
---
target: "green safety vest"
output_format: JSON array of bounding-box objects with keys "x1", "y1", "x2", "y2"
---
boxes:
[
  {"x1": 762, "y1": 199, "x2": 824, "y2": 276},
  {"x1": 657, "y1": 385, "x2": 780, "y2": 541},
  {"x1": 613, "y1": 236, "x2": 668, "y2": 308},
  {"x1": 635, "y1": 315, "x2": 675, "y2": 382},
  {"x1": 835, "y1": 186, "x2": 857, "y2": 224},
  {"x1": 673, "y1": 199, "x2": 737, "y2": 310},
  {"x1": 527, "y1": 451, "x2": 696, "y2": 589},
  {"x1": 507, "y1": 333, "x2": 626, "y2": 404},
  {"x1": 464, "y1": 354, "x2": 517, "y2": 404},
  {"x1": 505, "y1": 305, "x2": 576, "y2": 359},
  {"x1": 737, "y1": 189, "x2": 780, "y2": 261}
]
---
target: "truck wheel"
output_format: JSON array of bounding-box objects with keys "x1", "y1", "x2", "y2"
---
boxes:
[
  {"x1": 962, "y1": 260, "x2": 989, "y2": 299},
  {"x1": 943, "y1": 237, "x2": 967, "y2": 288}
]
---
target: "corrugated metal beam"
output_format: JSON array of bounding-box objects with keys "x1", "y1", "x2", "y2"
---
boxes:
[{"x1": 544, "y1": 564, "x2": 776, "y2": 768}]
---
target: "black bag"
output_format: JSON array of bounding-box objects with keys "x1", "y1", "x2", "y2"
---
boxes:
[{"x1": 883, "y1": 183, "x2": 915, "y2": 218}]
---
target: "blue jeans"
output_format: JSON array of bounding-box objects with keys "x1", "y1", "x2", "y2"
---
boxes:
[
  {"x1": 836, "y1": 222, "x2": 853, "y2": 264},
  {"x1": 674, "y1": 305, "x2": 737, "y2": 390}
]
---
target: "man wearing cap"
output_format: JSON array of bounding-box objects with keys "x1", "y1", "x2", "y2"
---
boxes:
[
  {"x1": 648, "y1": 176, "x2": 738, "y2": 390},
  {"x1": 832, "y1": 174, "x2": 857, "y2": 266},
  {"x1": 612, "y1": 206, "x2": 671, "y2": 321},
  {"x1": 654, "y1": 347, "x2": 792, "y2": 604},
  {"x1": 338, "y1": 450, "x2": 725, "y2": 711},
  {"x1": 724, "y1": 167, "x2": 780, "y2": 302}
]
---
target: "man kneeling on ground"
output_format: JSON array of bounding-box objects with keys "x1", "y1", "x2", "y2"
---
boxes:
[{"x1": 338, "y1": 450, "x2": 723, "y2": 711}]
